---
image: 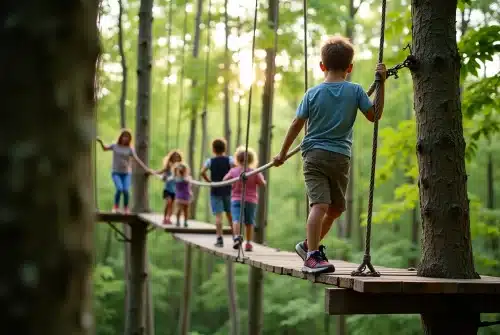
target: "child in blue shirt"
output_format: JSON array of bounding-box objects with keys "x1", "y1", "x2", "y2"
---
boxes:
[
  {"x1": 200, "y1": 138, "x2": 235, "y2": 247},
  {"x1": 156, "y1": 149, "x2": 183, "y2": 224},
  {"x1": 274, "y1": 36, "x2": 387, "y2": 274}
]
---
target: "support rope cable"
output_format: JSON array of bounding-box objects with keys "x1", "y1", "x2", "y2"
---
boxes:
[
  {"x1": 200, "y1": 0, "x2": 212, "y2": 166},
  {"x1": 236, "y1": 0, "x2": 259, "y2": 261},
  {"x1": 165, "y1": 0, "x2": 174, "y2": 147},
  {"x1": 351, "y1": 0, "x2": 387, "y2": 277},
  {"x1": 175, "y1": 0, "x2": 189, "y2": 148},
  {"x1": 302, "y1": 0, "x2": 309, "y2": 220}
]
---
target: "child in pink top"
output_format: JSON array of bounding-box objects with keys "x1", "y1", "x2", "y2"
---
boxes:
[{"x1": 224, "y1": 146, "x2": 266, "y2": 251}]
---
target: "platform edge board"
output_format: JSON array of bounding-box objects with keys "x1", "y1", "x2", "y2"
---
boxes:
[
  {"x1": 325, "y1": 288, "x2": 500, "y2": 315},
  {"x1": 95, "y1": 212, "x2": 139, "y2": 223}
]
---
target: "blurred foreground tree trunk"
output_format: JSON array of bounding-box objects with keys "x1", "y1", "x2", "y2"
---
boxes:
[{"x1": 1, "y1": 0, "x2": 99, "y2": 333}]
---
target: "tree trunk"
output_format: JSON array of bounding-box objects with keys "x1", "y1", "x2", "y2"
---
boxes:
[
  {"x1": 249, "y1": 2, "x2": 278, "y2": 335},
  {"x1": 226, "y1": 261, "x2": 240, "y2": 335},
  {"x1": 411, "y1": 0, "x2": 479, "y2": 332},
  {"x1": 129, "y1": 0, "x2": 154, "y2": 333},
  {"x1": 1, "y1": 1, "x2": 98, "y2": 333},
  {"x1": 127, "y1": 222, "x2": 148, "y2": 335},
  {"x1": 223, "y1": 4, "x2": 239, "y2": 334},
  {"x1": 187, "y1": 0, "x2": 204, "y2": 219},
  {"x1": 223, "y1": 0, "x2": 231, "y2": 153},
  {"x1": 117, "y1": 0, "x2": 132, "y2": 328},
  {"x1": 179, "y1": 245, "x2": 193, "y2": 335},
  {"x1": 343, "y1": 0, "x2": 356, "y2": 243},
  {"x1": 357, "y1": 195, "x2": 364, "y2": 251},
  {"x1": 235, "y1": 18, "x2": 243, "y2": 149},
  {"x1": 165, "y1": 0, "x2": 173, "y2": 148},
  {"x1": 487, "y1": 150, "x2": 497, "y2": 251},
  {"x1": 118, "y1": 0, "x2": 127, "y2": 129},
  {"x1": 407, "y1": 99, "x2": 419, "y2": 268}
]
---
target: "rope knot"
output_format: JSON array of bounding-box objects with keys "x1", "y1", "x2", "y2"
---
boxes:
[{"x1": 239, "y1": 172, "x2": 248, "y2": 182}]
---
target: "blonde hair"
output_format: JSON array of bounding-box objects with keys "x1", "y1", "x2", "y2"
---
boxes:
[
  {"x1": 174, "y1": 162, "x2": 190, "y2": 177},
  {"x1": 234, "y1": 146, "x2": 258, "y2": 169},
  {"x1": 116, "y1": 129, "x2": 133, "y2": 146},
  {"x1": 162, "y1": 149, "x2": 183, "y2": 172}
]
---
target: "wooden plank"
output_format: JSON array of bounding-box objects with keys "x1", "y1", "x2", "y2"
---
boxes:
[
  {"x1": 172, "y1": 233, "x2": 500, "y2": 295},
  {"x1": 139, "y1": 213, "x2": 232, "y2": 234},
  {"x1": 96, "y1": 211, "x2": 139, "y2": 223},
  {"x1": 325, "y1": 288, "x2": 500, "y2": 315}
]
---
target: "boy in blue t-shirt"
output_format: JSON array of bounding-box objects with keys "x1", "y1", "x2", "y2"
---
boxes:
[
  {"x1": 273, "y1": 36, "x2": 387, "y2": 274},
  {"x1": 201, "y1": 138, "x2": 235, "y2": 247}
]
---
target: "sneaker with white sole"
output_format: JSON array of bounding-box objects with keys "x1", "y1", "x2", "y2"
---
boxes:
[
  {"x1": 295, "y1": 240, "x2": 308, "y2": 260},
  {"x1": 233, "y1": 235, "x2": 243, "y2": 250},
  {"x1": 302, "y1": 250, "x2": 335, "y2": 274}
]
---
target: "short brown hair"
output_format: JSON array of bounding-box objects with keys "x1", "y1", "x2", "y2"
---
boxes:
[
  {"x1": 321, "y1": 36, "x2": 354, "y2": 72},
  {"x1": 212, "y1": 138, "x2": 227, "y2": 154}
]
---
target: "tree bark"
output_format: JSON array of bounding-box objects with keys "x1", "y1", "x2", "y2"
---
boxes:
[
  {"x1": 249, "y1": 2, "x2": 278, "y2": 335},
  {"x1": 226, "y1": 261, "x2": 240, "y2": 335},
  {"x1": 188, "y1": 0, "x2": 204, "y2": 219},
  {"x1": 1, "y1": 1, "x2": 98, "y2": 333},
  {"x1": 407, "y1": 99, "x2": 419, "y2": 268},
  {"x1": 179, "y1": 245, "x2": 193, "y2": 335},
  {"x1": 487, "y1": 150, "x2": 497, "y2": 251},
  {"x1": 223, "y1": 4, "x2": 239, "y2": 334},
  {"x1": 118, "y1": 0, "x2": 127, "y2": 129},
  {"x1": 412, "y1": 0, "x2": 479, "y2": 332},
  {"x1": 117, "y1": 0, "x2": 132, "y2": 328},
  {"x1": 129, "y1": 0, "x2": 154, "y2": 333},
  {"x1": 223, "y1": 0, "x2": 231, "y2": 153},
  {"x1": 235, "y1": 18, "x2": 243, "y2": 149}
]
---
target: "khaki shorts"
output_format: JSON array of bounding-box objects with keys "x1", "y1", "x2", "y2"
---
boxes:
[{"x1": 303, "y1": 149, "x2": 350, "y2": 211}]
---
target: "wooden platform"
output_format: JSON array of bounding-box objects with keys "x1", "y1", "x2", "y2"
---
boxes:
[
  {"x1": 95, "y1": 210, "x2": 500, "y2": 314},
  {"x1": 95, "y1": 211, "x2": 232, "y2": 234},
  {"x1": 173, "y1": 233, "x2": 500, "y2": 314},
  {"x1": 139, "y1": 213, "x2": 232, "y2": 234}
]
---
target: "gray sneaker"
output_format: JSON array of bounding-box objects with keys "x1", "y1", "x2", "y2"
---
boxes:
[{"x1": 295, "y1": 240, "x2": 308, "y2": 260}]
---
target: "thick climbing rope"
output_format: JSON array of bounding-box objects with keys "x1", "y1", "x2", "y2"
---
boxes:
[
  {"x1": 236, "y1": 0, "x2": 260, "y2": 260},
  {"x1": 351, "y1": 0, "x2": 387, "y2": 277},
  {"x1": 165, "y1": 0, "x2": 173, "y2": 147},
  {"x1": 175, "y1": 0, "x2": 189, "y2": 148}
]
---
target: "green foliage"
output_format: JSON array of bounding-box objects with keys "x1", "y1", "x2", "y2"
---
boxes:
[
  {"x1": 459, "y1": 25, "x2": 500, "y2": 80},
  {"x1": 93, "y1": 0, "x2": 500, "y2": 333}
]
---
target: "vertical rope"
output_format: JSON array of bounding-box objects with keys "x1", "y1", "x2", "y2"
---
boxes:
[
  {"x1": 237, "y1": 0, "x2": 259, "y2": 260},
  {"x1": 202, "y1": 0, "x2": 212, "y2": 112},
  {"x1": 352, "y1": 0, "x2": 386, "y2": 277},
  {"x1": 94, "y1": 0, "x2": 104, "y2": 209},
  {"x1": 165, "y1": 0, "x2": 173, "y2": 147},
  {"x1": 303, "y1": 0, "x2": 309, "y2": 219},
  {"x1": 175, "y1": 0, "x2": 189, "y2": 148}
]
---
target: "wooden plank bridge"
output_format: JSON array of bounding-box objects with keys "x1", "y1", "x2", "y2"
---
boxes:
[{"x1": 96, "y1": 211, "x2": 500, "y2": 315}]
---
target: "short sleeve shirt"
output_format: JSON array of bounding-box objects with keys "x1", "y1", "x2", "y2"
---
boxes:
[{"x1": 296, "y1": 81, "x2": 373, "y2": 158}]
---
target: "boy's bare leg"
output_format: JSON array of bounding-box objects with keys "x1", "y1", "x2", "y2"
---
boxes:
[
  {"x1": 319, "y1": 206, "x2": 342, "y2": 241},
  {"x1": 215, "y1": 213, "x2": 222, "y2": 237},
  {"x1": 307, "y1": 203, "x2": 329, "y2": 252}
]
